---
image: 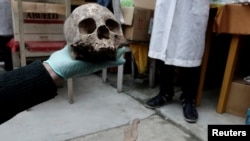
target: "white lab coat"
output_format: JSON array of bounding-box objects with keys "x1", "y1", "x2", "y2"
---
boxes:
[
  {"x1": 148, "y1": 0, "x2": 210, "y2": 67},
  {"x1": 0, "y1": 0, "x2": 13, "y2": 36}
]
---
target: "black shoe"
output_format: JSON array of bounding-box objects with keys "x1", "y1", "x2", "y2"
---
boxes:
[
  {"x1": 182, "y1": 98, "x2": 198, "y2": 123},
  {"x1": 144, "y1": 94, "x2": 172, "y2": 109}
]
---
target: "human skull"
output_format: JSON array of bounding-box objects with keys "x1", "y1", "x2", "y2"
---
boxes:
[{"x1": 64, "y1": 3, "x2": 126, "y2": 62}]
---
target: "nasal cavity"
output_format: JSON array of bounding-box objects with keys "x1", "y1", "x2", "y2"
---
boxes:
[{"x1": 97, "y1": 25, "x2": 110, "y2": 39}]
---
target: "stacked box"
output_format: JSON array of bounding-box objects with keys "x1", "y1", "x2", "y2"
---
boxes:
[
  {"x1": 226, "y1": 80, "x2": 250, "y2": 118},
  {"x1": 121, "y1": 0, "x2": 156, "y2": 42}
]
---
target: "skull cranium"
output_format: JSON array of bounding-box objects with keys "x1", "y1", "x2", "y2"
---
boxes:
[{"x1": 64, "y1": 3, "x2": 126, "y2": 62}]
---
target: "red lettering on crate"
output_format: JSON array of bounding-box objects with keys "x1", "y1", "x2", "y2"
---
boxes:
[{"x1": 24, "y1": 13, "x2": 64, "y2": 24}]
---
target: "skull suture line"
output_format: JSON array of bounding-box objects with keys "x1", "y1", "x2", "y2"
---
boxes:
[{"x1": 64, "y1": 3, "x2": 126, "y2": 62}]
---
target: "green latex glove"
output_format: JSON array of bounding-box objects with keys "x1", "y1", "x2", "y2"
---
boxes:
[{"x1": 44, "y1": 45, "x2": 126, "y2": 79}]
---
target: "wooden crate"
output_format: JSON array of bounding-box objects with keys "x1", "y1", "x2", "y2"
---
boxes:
[
  {"x1": 71, "y1": 0, "x2": 85, "y2": 5},
  {"x1": 15, "y1": 0, "x2": 65, "y2": 3},
  {"x1": 11, "y1": 0, "x2": 66, "y2": 41}
]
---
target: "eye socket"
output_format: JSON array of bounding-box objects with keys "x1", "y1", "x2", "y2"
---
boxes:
[
  {"x1": 78, "y1": 18, "x2": 96, "y2": 34},
  {"x1": 106, "y1": 19, "x2": 120, "y2": 33}
]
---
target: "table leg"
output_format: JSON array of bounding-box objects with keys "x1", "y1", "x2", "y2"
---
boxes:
[
  {"x1": 102, "y1": 68, "x2": 107, "y2": 83},
  {"x1": 216, "y1": 35, "x2": 239, "y2": 113},
  {"x1": 67, "y1": 78, "x2": 74, "y2": 104},
  {"x1": 117, "y1": 64, "x2": 124, "y2": 93}
]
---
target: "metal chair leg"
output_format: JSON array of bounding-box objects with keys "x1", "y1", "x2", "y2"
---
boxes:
[{"x1": 67, "y1": 78, "x2": 74, "y2": 104}]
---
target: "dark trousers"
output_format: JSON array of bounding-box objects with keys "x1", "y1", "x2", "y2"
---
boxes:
[
  {"x1": 158, "y1": 60, "x2": 200, "y2": 100},
  {"x1": 0, "y1": 36, "x2": 13, "y2": 71}
]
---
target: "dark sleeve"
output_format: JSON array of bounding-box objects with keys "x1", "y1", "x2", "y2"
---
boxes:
[{"x1": 0, "y1": 60, "x2": 58, "y2": 125}]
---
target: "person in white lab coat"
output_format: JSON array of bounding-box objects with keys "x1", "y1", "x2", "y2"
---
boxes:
[
  {"x1": 0, "y1": 0, "x2": 13, "y2": 71},
  {"x1": 144, "y1": 0, "x2": 210, "y2": 123}
]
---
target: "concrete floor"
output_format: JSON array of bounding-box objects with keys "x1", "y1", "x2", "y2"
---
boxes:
[{"x1": 0, "y1": 67, "x2": 245, "y2": 141}]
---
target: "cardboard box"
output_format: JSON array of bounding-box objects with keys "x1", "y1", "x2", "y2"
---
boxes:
[
  {"x1": 226, "y1": 80, "x2": 250, "y2": 118},
  {"x1": 121, "y1": 0, "x2": 156, "y2": 42},
  {"x1": 246, "y1": 108, "x2": 250, "y2": 124}
]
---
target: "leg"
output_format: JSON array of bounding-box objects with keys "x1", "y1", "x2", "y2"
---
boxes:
[
  {"x1": 158, "y1": 61, "x2": 175, "y2": 97},
  {"x1": 144, "y1": 60, "x2": 175, "y2": 109},
  {"x1": 3, "y1": 37, "x2": 13, "y2": 71},
  {"x1": 180, "y1": 66, "x2": 200, "y2": 99},
  {"x1": 180, "y1": 66, "x2": 200, "y2": 123},
  {"x1": 149, "y1": 58, "x2": 155, "y2": 88},
  {"x1": 0, "y1": 36, "x2": 13, "y2": 71}
]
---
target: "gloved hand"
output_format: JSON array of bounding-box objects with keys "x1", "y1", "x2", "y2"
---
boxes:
[{"x1": 44, "y1": 45, "x2": 126, "y2": 79}]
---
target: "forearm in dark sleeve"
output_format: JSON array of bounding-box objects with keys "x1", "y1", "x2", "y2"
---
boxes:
[{"x1": 0, "y1": 60, "x2": 58, "y2": 125}]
